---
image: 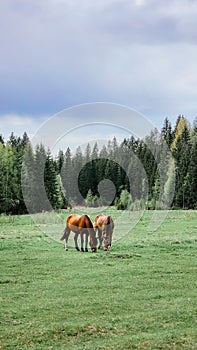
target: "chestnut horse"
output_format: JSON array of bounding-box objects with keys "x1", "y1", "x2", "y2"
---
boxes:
[
  {"x1": 93, "y1": 214, "x2": 114, "y2": 251},
  {"x1": 60, "y1": 214, "x2": 97, "y2": 252}
]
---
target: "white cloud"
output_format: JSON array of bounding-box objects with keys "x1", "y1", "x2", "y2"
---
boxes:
[
  {"x1": 0, "y1": 114, "x2": 34, "y2": 127},
  {"x1": 51, "y1": 124, "x2": 131, "y2": 155},
  {"x1": 0, "y1": 0, "x2": 197, "y2": 133},
  {"x1": 0, "y1": 114, "x2": 47, "y2": 141},
  {"x1": 135, "y1": 0, "x2": 146, "y2": 6}
]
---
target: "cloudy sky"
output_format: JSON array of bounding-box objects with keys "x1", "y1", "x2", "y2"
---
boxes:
[{"x1": 1, "y1": 0, "x2": 197, "y2": 147}]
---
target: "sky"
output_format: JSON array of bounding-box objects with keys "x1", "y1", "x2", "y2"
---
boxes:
[{"x1": 1, "y1": 0, "x2": 197, "y2": 149}]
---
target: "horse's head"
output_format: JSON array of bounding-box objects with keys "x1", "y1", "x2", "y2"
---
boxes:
[
  {"x1": 102, "y1": 217, "x2": 113, "y2": 250},
  {"x1": 89, "y1": 229, "x2": 97, "y2": 252},
  {"x1": 102, "y1": 231, "x2": 111, "y2": 251}
]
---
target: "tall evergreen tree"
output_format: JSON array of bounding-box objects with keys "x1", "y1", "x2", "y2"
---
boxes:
[
  {"x1": 33, "y1": 144, "x2": 50, "y2": 212},
  {"x1": 0, "y1": 142, "x2": 7, "y2": 213},
  {"x1": 21, "y1": 144, "x2": 36, "y2": 213},
  {"x1": 72, "y1": 146, "x2": 84, "y2": 204},
  {"x1": 173, "y1": 122, "x2": 191, "y2": 208},
  {"x1": 188, "y1": 135, "x2": 197, "y2": 208},
  {"x1": 44, "y1": 149, "x2": 61, "y2": 209},
  {"x1": 91, "y1": 142, "x2": 99, "y2": 160},
  {"x1": 56, "y1": 150, "x2": 64, "y2": 173},
  {"x1": 161, "y1": 117, "x2": 173, "y2": 147},
  {"x1": 61, "y1": 147, "x2": 73, "y2": 206},
  {"x1": 0, "y1": 134, "x2": 4, "y2": 145}
]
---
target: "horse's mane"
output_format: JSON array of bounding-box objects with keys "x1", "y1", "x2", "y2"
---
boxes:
[
  {"x1": 106, "y1": 215, "x2": 111, "y2": 225},
  {"x1": 82, "y1": 214, "x2": 94, "y2": 228}
]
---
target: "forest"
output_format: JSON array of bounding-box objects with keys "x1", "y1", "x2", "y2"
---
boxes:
[{"x1": 0, "y1": 115, "x2": 197, "y2": 215}]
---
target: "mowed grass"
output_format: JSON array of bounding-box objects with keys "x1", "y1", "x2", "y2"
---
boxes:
[{"x1": 0, "y1": 210, "x2": 197, "y2": 350}]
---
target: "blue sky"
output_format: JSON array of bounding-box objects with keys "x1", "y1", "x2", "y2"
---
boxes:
[{"x1": 1, "y1": 0, "x2": 197, "y2": 146}]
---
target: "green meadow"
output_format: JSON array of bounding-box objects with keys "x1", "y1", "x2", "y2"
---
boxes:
[{"x1": 0, "y1": 209, "x2": 197, "y2": 349}]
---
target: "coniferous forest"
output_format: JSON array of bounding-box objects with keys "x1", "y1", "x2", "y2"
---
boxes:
[{"x1": 0, "y1": 115, "x2": 197, "y2": 215}]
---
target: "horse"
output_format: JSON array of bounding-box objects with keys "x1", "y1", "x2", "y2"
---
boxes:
[
  {"x1": 93, "y1": 214, "x2": 114, "y2": 251},
  {"x1": 60, "y1": 214, "x2": 97, "y2": 252}
]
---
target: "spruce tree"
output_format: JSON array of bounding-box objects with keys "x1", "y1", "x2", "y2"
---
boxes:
[
  {"x1": 61, "y1": 147, "x2": 73, "y2": 207},
  {"x1": 34, "y1": 144, "x2": 49, "y2": 212},
  {"x1": 44, "y1": 149, "x2": 60, "y2": 209},
  {"x1": 21, "y1": 144, "x2": 36, "y2": 213},
  {"x1": 188, "y1": 135, "x2": 197, "y2": 208},
  {"x1": 161, "y1": 117, "x2": 173, "y2": 147},
  {"x1": 173, "y1": 122, "x2": 191, "y2": 208}
]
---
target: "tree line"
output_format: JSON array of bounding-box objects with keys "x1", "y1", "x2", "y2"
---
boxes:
[{"x1": 0, "y1": 115, "x2": 197, "y2": 215}]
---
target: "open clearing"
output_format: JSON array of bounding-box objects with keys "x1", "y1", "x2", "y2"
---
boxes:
[{"x1": 0, "y1": 209, "x2": 197, "y2": 349}]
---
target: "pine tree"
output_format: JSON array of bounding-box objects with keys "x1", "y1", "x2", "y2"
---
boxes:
[
  {"x1": 188, "y1": 135, "x2": 197, "y2": 208},
  {"x1": 0, "y1": 142, "x2": 7, "y2": 213},
  {"x1": 193, "y1": 117, "x2": 197, "y2": 135},
  {"x1": 44, "y1": 149, "x2": 60, "y2": 209},
  {"x1": 3, "y1": 144, "x2": 17, "y2": 214},
  {"x1": 173, "y1": 122, "x2": 191, "y2": 208},
  {"x1": 85, "y1": 189, "x2": 98, "y2": 207},
  {"x1": 56, "y1": 150, "x2": 64, "y2": 173},
  {"x1": 33, "y1": 144, "x2": 49, "y2": 212},
  {"x1": 127, "y1": 157, "x2": 145, "y2": 201},
  {"x1": 161, "y1": 117, "x2": 173, "y2": 147},
  {"x1": 61, "y1": 147, "x2": 73, "y2": 206},
  {"x1": 0, "y1": 134, "x2": 4, "y2": 145},
  {"x1": 91, "y1": 142, "x2": 99, "y2": 160},
  {"x1": 99, "y1": 145, "x2": 108, "y2": 158},
  {"x1": 21, "y1": 144, "x2": 36, "y2": 213},
  {"x1": 171, "y1": 115, "x2": 189, "y2": 151},
  {"x1": 72, "y1": 146, "x2": 84, "y2": 204}
]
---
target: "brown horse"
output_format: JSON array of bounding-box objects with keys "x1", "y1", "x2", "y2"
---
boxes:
[
  {"x1": 60, "y1": 214, "x2": 97, "y2": 252},
  {"x1": 93, "y1": 214, "x2": 114, "y2": 251}
]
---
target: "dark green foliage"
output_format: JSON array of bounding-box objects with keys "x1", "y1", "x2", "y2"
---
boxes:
[
  {"x1": 61, "y1": 147, "x2": 73, "y2": 206},
  {"x1": 0, "y1": 115, "x2": 197, "y2": 214},
  {"x1": 21, "y1": 144, "x2": 35, "y2": 213},
  {"x1": 173, "y1": 125, "x2": 191, "y2": 208},
  {"x1": 44, "y1": 150, "x2": 61, "y2": 209},
  {"x1": 161, "y1": 117, "x2": 173, "y2": 147},
  {"x1": 0, "y1": 133, "x2": 30, "y2": 214},
  {"x1": 188, "y1": 136, "x2": 197, "y2": 208},
  {"x1": 0, "y1": 133, "x2": 4, "y2": 144}
]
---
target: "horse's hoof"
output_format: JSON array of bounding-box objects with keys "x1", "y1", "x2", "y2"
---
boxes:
[
  {"x1": 85, "y1": 248, "x2": 88, "y2": 252},
  {"x1": 81, "y1": 248, "x2": 84, "y2": 252},
  {"x1": 76, "y1": 247, "x2": 80, "y2": 251}
]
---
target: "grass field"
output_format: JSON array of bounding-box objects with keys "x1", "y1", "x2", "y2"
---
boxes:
[{"x1": 0, "y1": 209, "x2": 197, "y2": 349}]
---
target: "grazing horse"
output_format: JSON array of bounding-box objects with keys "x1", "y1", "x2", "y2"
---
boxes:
[
  {"x1": 60, "y1": 214, "x2": 97, "y2": 252},
  {"x1": 93, "y1": 214, "x2": 114, "y2": 251}
]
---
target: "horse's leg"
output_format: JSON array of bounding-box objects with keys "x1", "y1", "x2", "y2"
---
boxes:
[
  {"x1": 85, "y1": 232, "x2": 88, "y2": 252},
  {"x1": 74, "y1": 232, "x2": 80, "y2": 251},
  {"x1": 97, "y1": 229, "x2": 102, "y2": 249},
  {"x1": 64, "y1": 228, "x2": 70, "y2": 251},
  {"x1": 107, "y1": 231, "x2": 112, "y2": 249},
  {"x1": 80, "y1": 231, "x2": 84, "y2": 252},
  {"x1": 109, "y1": 231, "x2": 112, "y2": 248}
]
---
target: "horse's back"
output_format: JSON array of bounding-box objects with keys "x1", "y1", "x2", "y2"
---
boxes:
[
  {"x1": 67, "y1": 214, "x2": 81, "y2": 226},
  {"x1": 94, "y1": 213, "x2": 104, "y2": 226},
  {"x1": 67, "y1": 214, "x2": 93, "y2": 229},
  {"x1": 94, "y1": 213, "x2": 114, "y2": 230},
  {"x1": 79, "y1": 214, "x2": 93, "y2": 229}
]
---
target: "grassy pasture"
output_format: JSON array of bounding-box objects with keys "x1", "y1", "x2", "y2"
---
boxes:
[{"x1": 0, "y1": 209, "x2": 197, "y2": 349}]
